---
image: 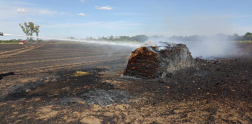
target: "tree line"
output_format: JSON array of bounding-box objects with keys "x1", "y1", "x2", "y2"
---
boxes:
[
  {"x1": 77, "y1": 32, "x2": 252, "y2": 42},
  {"x1": 168, "y1": 32, "x2": 252, "y2": 42},
  {"x1": 2, "y1": 32, "x2": 251, "y2": 44},
  {"x1": 84, "y1": 35, "x2": 149, "y2": 42}
]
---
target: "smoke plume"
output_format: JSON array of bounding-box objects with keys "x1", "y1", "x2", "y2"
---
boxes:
[{"x1": 147, "y1": 36, "x2": 238, "y2": 59}]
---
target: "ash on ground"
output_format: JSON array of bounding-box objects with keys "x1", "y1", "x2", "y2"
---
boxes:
[{"x1": 80, "y1": 89, "x2": 132, "y2": 106}]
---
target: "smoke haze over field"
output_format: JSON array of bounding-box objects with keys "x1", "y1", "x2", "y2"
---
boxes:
[
  {"x1": 147, "y1": 36, "x2": 238, "y2": 59},
  {"x1": 3, "y1": 33, "x2": 240, "y2": 59},
  {"x1": 185, "y1": 40, "x2": 238, "y2": 59}
]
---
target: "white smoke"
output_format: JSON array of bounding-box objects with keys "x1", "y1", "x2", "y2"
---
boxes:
[
  {"x1": 2, "y1": 33, "x2": 239, "y2": 59},
  {"x1": 146, "y1": 36, "x2": 238, "y2": 59},
  {"x1": 185, "y1": 39, "x2": 237, "y2": 59}
]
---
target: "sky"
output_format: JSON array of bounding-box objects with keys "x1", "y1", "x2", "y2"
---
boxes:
[{"x1": 0, "y1": 0, "x2": 252, "y2": 40}]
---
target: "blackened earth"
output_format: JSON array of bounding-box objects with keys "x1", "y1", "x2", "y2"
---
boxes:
[{"x1": 0, "y1": 43, "x2": 251, "y2": 123}]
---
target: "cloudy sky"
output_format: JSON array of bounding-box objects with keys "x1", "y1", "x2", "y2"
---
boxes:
[{"x1": 0, "y1": 0, "x2": 252, "y2": 40}]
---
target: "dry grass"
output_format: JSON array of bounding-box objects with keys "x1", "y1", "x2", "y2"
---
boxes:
[{"x1": 71, "y1": 71, "x2": 92, "y2": 77}]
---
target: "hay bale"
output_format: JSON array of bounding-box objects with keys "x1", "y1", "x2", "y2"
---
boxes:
[{"x1": 123, "y1": 42, "x2": 194, "y2": 79}]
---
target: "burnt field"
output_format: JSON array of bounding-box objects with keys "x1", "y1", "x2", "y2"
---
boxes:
[{"x1": 0, "y1": 43, "x2": 252, "y2": 123}]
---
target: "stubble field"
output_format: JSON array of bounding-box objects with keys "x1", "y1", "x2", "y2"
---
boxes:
[{"x1": 0, "y1": 43, "x2": 252, "y2": 124}]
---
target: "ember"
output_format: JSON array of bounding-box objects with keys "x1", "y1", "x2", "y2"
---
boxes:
[{"x1": 123, "y1": 42, "x2": 195, "y2": 79}]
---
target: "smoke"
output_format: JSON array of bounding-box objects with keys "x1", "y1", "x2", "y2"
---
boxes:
[
  {"x1": 147, "y1": 36, "x2": 238, "y2": 59},
  {"x1": 184, "y1": 38, "x2": 238, "y2": 59},
  {"x1": 3, "y1": 33, "x2": 239, "y2": 60},
  {"x1": 140, "y1": 11, "x2": 245, "y2": 59}
]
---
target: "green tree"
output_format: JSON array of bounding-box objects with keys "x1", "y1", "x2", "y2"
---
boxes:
[
  {"x1": 34, "y1": 25, "x2": 40, "y2": 42},
  {"x1": 19, "y1": 22, "x2": 31, "y2": 37},
  {"x1": 99, "y1": 36, "x2": 108, "y2": 41},
  {"x1": 19, "y1": 22, "x2": 40, "y2": 42},
  {"x1": 108, "y1": 35, "x2": 114, "y2": 41},
  {"x1": 28, "y1": 22, "x2": 35, "y2": 37},
  {"x1": 118, "y1": 36, "x2": 130, "y2": 41},
  {"x1": 243, "y1": 32, "x2": 252, "y2": 41},
  {"x1": 131, "y1": 35, "x2": 148, "y2": 42},
  {"x1": 232, "y1": 33, "x2": 239, "y2": 41}
]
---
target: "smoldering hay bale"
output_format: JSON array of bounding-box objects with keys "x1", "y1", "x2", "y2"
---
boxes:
[{"x1": 123, "y1": 41, "x2": 195, "y2": 78}]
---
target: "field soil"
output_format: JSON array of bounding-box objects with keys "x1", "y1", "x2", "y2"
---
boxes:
[{"x1": 0, "y1": 43, "x2": 252, "y2": 124}]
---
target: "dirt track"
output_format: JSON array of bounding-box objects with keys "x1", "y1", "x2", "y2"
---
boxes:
[{"x1": 0, "y1": 43, "x2": 252, "y2": 124}]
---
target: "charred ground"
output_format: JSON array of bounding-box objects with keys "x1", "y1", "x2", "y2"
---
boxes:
[{"x1": 0, "y1": 43, "x2": 252, "y2": 123}]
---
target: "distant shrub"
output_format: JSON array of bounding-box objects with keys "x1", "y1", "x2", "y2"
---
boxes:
[{"x1": 0, "y1": 39, "x2": 20, "y2": 44}]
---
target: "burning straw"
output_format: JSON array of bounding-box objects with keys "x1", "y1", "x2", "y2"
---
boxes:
[{"x1": 123, "y1": 41, "x2": 195, "y2": 79}]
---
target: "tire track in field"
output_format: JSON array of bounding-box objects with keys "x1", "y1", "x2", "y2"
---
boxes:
[
  {"x1": 242, "y1": 45, "x2": 248, "y2": 57},
  {"x1": 0, "y1": 53, "x2": 129, "y2": 66},
  {"x1": 238, "y1": 45, "x2": 251, "y2": 57},
  {"x1": 3, "y1": 51, "x2": 128, "y2": 62},
  {"x1": 244, "y1": 44, "x2": 252, "y2": 57},
  {"x1": 0, "y1": 45, "x2": 44, "y2": 59},
  {"x1": 0, "y1": 45, "x2": 29, "y2": 55},
  {"x1": 233, "y1": 44, "x2": 250, "y2": 57},
  {"x1": 7, "y1": 57, "x2": 128, "y2": 74},
  {"x1": 10, "y1": 51, "x2": 90, "y2": 58},
  {"x1": 1, "y1": 52, "x2": 91, "y2": 62},
  {"x1": 243, "y1": 44, "x2": 251, "y2": 57},
  {"x1": 237, "y1": 48, "x2": 245, "y2": 56},
  {"x1": 241, "y1": 46, "x2": 248, "y2": 56}
]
